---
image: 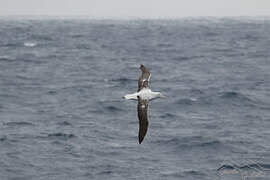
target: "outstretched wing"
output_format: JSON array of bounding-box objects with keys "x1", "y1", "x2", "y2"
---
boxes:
[
  {"x1": 138, "y1": 64, "x2": 151, "y2": 92},
  {"x1": 137, "y1": 97, "x2": 149, "y2": 144}
]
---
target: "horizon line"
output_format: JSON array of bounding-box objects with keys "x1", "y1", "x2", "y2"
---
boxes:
[{"x1": 0, "y1": 14, "x2": 270, "y2": 20}]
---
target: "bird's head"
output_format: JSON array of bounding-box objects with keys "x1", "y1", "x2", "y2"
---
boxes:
[{"x1": 157, "y1": 92, "x2": 168, "y2": 99}]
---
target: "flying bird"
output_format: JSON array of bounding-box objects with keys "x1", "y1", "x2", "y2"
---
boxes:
[{"x1": 123, "y1": 64, "x2": 167, "y2": 144}]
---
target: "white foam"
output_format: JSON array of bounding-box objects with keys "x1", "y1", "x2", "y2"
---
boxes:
[
  {"x1": 0, "y1": 55, "x2": 15, "y2": 61},
  {"x1": 24, "y1": 42, "x2": 37, "y2": 47}
]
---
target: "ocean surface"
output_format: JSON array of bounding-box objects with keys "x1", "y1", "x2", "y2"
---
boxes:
[{"x1": 0, "y1": 17, "x2": 270, "y2": 180}]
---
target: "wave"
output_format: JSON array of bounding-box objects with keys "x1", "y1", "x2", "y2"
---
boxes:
[
  {"x1": 47, "y1": 90, "x2": 57, "y2": 95},
  {"x1": 4, "y1": 121, "x2": 35, "y2": 126},
  {"x1": 0, "y1": 55, "x2": 16, "y2": 61},
  {"x1": 217, "y1": 162, "x2": 270, "y2": 178},
  {"x1": 183, "y1": 170, "x2": 206, "y2": 176},
  {"x1": 219, "y1": 91, "x2": 242, "y2": 99},
  {"x1": 0, "y1": 43, "x2": 20, "y2": 48},
  {"x1": 172, "y1": 55, "x2": 204, "y2": 61},
  {"x1": 30, "y1": 34, "x2": 53, "y2": 41},
  {"x1": 48, "y1": 133, "x2": 75, "y2": 138},
  {"x1": 104, "y1": 105, "x2": 123, "y2": 112},
  {"x1": 76, "y1": 44, "x2": 90, "y2": 49},
  {"x1": 175, "y1": 98, "x2": 198, "y2": 105},
  {"x1": 159, "y1": 112, "x2": 177, "y2": 119},
  {"x1": 172, "y1": 56, "x2": 190, "y2": 61},
  {"x1": 161, "y1": 169, "x2": 206, "y2": 178},
  {"x1": 0, "y1": 136, "x2": 7, "y2": 142},
  {"x1": 16, "y1": 54, "x2": 45, "y2": 64},
  {"x1": 155, "y1": 136, "x2": 221, "y2": 149},
  {"x1": 57, "y1": 121, "x2": 72, "y2": 126},
  {"x1": 97, "y1": 170, "x2": 113, "y2": 175},
  {"x1": 198, "y1": 91, "x2": 259, "y2": 107},
  {"x1": 190, "y1": 89, "x2": 204, "y2": 95},
  {"x1": 218, "y1": 163, "x2": 270, "y2": 171},
  {"x1": 111, "y1": 77, "x2": 134, "y2": 83},
  {"x1": 157, "y1": 43, "x2": 173, "y2": 48},
  {"x1": 218, "y1": 91, "x2": 257, "y2": 106}
]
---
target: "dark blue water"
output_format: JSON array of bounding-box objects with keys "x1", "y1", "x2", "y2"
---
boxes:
[{"x1": 1, "y1": 17, "x2": 270, "y2": 180}]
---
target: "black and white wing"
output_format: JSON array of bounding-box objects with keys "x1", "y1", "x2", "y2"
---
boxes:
[
  {"x1": 137, "y1": 97, "x2": 149, "y2": 144},
  {"x1": 138, "y1": 64, "x2": 151, "y2": 92}
]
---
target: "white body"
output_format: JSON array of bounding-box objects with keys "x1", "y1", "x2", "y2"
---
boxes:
[{"x1": 124, "y1": 88, "x2": 162, "y2": 101}]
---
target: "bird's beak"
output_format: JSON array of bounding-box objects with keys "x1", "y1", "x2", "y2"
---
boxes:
[{"x1": 160, "y1": 94, "x2": 168, "y2": 99}]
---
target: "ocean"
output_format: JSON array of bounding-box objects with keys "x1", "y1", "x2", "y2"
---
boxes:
[{"x1": 0, "y1": 17, "x2": 270, "y2": 180}]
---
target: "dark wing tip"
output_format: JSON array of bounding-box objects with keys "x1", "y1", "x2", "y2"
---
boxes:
[
  {"x1": 139, "y1": 132, "x2": 146, "y2": 144},
  {"x1": 139, "y1": 137, "x2": 144, "y2": 144}
]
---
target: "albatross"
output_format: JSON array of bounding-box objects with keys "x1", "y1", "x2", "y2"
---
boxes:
[{"x1": 123, "y1": 64, "x2": 167, "y2": 144}]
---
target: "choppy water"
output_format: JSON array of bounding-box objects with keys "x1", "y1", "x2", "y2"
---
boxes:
[{"x1": 1, "y1": 17, "x2": 270, "y2": 180}]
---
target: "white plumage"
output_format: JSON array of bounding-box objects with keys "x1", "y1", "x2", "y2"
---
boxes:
[{"x1": 124, "y1": 88, "x2": 163, "y2": 101}]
